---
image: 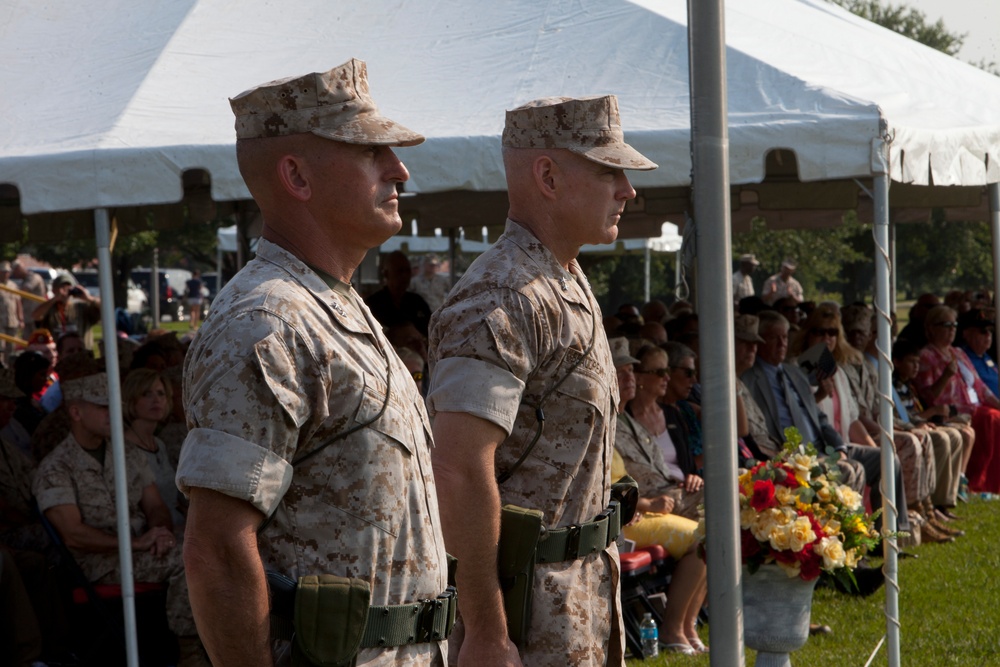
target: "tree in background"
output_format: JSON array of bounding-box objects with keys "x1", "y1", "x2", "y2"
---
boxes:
[{"x1": 831, "y1": 0, "x2": 964, "y2": 56}]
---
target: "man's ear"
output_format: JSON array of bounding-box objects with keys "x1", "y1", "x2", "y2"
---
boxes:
[
  {"x1": 66, "y1": 402, "x2": 82, "y2": 423},
  {"x1": 275, "y1": 154, "x2": 312, "y2": 202},
  {"x1": 531, "y1": 155, "x2": 558, "y2": 201}
]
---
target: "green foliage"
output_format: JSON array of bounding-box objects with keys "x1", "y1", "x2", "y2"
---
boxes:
[
  {"x1": 579, "y1": 252, "x2": 678, "y2": 313},
  {"x1": 895, "y1": 219, "x2": 994, "y2": 298},
  {"x1": 830, "y1": 0, "x2": 965, "y2": 55}
]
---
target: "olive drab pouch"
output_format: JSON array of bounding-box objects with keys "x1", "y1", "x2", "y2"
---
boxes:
[
  {"x1": 497, "y1": 504, "x2": 545, "y2": 648},
  {"x1": 611, "y1": 475, "x2": 639, "y2": 526},
  {"x1": 292, "y1": 575, "x2": 371, "y2": 667}
]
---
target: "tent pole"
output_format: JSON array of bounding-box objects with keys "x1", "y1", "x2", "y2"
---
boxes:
[
  {"x1": 644, "y1": 246, "x2": 651, "y2": 303},
  {"x1": 872, "y1": 142, "x2": 901, "y2": 667},
  {"x1": 688, "y1": 1, "x2": 743, "y2": 664},
  {"x1": 990, "y1": 184, "x2": 1000, "y2": 333},
  {"x1": 889, "y1": 217, "x2": 896, "y2": 314},
  {"x1": 151, "y1": 247, "x2": 160, "y2": 325},
  {"x1": 95, "y1": 208, "x2": 140, "y2": 667}
]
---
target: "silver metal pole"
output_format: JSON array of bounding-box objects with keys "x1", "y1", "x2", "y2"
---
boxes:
[
  {"x1": 889, "y1": 218, "x2": 897, "y2": 314},
  {"x1": 990, "y1": 184, "x2": 1000, "y2": 332},
  {"x1": 688, "y1": 1, "x2": 743, "y2": 664},
  {"x1": 95, "y1": 209, "x2": 140, "y2": 667},
  {"x1": 449, "y1": 228, "x2": 457, "y2": 286},
  {"x1": 871, "y1": 140, "x2": 901, "y2": 667},
  {"x1": 644, "y1": 246, "x2": 651, "y2": 304},
  {"x1": 152, "y1": 247, "x2": 160, "y2": 325}
]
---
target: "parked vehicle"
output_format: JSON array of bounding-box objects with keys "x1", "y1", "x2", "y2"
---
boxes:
[
  {"x1": 130, "y1": 268, "x2": 192, "y2": 321},
  {"x1": 73, "y1": 269, "x2": 148, "y2": 314},
  {"x1": 24, "y1": 267, "x2": 61, "y2": 300}
]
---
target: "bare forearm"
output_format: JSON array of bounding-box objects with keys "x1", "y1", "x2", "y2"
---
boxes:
[{"x1": 185, "y1": 489, "x2": 271, "y2": 667}]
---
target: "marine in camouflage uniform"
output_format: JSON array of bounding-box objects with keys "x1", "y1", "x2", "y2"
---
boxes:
[
  {"x1": 428, "y1": 96, "x2": 656, "y2": 667},
  {"x1": 176, "y1": 59, "x2": 449, "y2": 667},
  {"x1": 31, "y1": 373, "x2": 196, "y2": 637}
]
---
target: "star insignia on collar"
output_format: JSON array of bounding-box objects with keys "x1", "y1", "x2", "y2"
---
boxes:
[
  {"x1": 330, "y1": 300, "x2": 347, "y2": 318},
  {"x1": 558, "y1": 276, "x2": 568, "y2": 292}
]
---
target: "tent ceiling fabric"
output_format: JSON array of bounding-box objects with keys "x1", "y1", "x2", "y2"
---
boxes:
[{"x1": 0, "y1": 0, "x2": 997, "y2": 226}]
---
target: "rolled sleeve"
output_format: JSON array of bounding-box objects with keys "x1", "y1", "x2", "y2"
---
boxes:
[
  {"x1": 427, "y1": 357, "x2": 525, "y2": 434},
  {"x1": 176, "y1": 427, "x2": 294, "y2": 517},
  {"x1": 34, "y1": 486, "x2": 78, "y2": 515}
]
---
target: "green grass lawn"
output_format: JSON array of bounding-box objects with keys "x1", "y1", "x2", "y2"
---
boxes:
[{"x1": 634, "y1": 495, "x2": 1000, "y2": 666}]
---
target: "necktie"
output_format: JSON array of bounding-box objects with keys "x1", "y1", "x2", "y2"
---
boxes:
[{"x1": 779, "y1": 367, "x2": 813, "y2": 441}]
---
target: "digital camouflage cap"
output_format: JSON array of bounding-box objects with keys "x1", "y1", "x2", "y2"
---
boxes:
[
  {"x1": 230, "y1": 58, "x2": 424, "y2": 146},
  {"x1": 63, "y1": 372, "x2": 110, "y2": 406},
  {"x1": 502, "y1": 95, "x2": 657, "y2": 171}
]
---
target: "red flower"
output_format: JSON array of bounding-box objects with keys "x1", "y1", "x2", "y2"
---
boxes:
[
  {"x1": 741, "y1": 529, "x2": 762, "y2": 559},
  {"x1": 799, "y1": 552, "x2": 823, "y2": 581},
  {"x1": 750, "y1": 480, "x2": 777, "y2": 511},
  {"x1": 775, "y1": 464, "x2": 801, "y2": 488}
]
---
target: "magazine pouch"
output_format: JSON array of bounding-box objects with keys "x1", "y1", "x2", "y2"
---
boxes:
[
  {"x1": 497, "y1": 504, "x2": 545, "y2": 648},
  {"x1": 293, "y1": 574, "x2": 371, "y2": 667}
]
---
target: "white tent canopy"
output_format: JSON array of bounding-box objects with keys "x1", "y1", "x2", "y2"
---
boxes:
[{"x1": 2, "y1": 0, "x2": 999, "y2": 227}]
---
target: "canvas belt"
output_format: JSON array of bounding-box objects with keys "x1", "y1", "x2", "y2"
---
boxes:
[
  {"x1": 271, "y1": 586, "x2": 457, "y2": 648},
  {"x1": 534, "y1": 500, "x2": 622, "y2": 564}
]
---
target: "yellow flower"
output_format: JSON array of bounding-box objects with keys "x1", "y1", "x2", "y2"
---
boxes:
[
  {"x1": 844, "y1": 547, "x2": 862, "y2": 569},
  {"x1": 816, "y1": 485, "x2": 833, "y2": 503},
  {"x1": 823, "y1": 519, "x2": 841, "y2": 536},
  {"x1": 740, "y1": 507, "x2": 757, "y2": 529},
  {"x1": 789, "y1": 516, "x2": 817, "y2": 552},
  {"x1": 776, "y1": 560, "x2": 802, "y2": 578},
  {"x1": 836, "y1": 486, "x2": 863, "y2": 510},
  {"x1": 775, "y1": 486, "x2": 794, "y2": 506},
  {"x1": 814, "y1": 536, "x2": 846, "y2": 569},
  {"x1": 768, "y1": 524, "x2": 792, "y2": 551}
]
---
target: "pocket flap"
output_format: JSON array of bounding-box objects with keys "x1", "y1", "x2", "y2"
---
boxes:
[{"x1": 294, "y1": 574, "x2": 371, "y2": 667}]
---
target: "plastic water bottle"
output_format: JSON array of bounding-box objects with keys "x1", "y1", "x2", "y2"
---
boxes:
[{"x1": 640, "y1": 612, "x2": 659, "y2": 658}]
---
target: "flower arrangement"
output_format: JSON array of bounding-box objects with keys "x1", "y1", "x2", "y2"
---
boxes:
[{"x1": 735, "y1": 428, "x2": 880, "y2": 585}]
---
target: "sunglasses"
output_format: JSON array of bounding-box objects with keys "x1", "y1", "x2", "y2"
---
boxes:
[
  {"x1": 411, "y1": 371, "x2": 424, "y2": 381},
  {"x1": 810, "y1": 327, "x2": 839, "y2": 337},
  {"x1": 670, "y1": 367, "x2": 697, "y2": 378},
  {"x1": 637, "y1": 368, "x2": 670, "y2": 377},
  {"x1": 934, "y1": 321, "x2": 958, "y2": 328}
]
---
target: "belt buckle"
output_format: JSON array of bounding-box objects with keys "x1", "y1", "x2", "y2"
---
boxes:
[
  {"x1": 415, "y1": 598, "x2": 438, "y2": 642},
  {"x1": 564, "y1": 524, "x2": 582, "y2": 559}
]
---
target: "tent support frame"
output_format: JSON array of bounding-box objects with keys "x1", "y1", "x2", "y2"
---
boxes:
[
  {"x1": 95, "y1": 208, "x2": 140, "y2": 667},
  {"x1": 688, "y1": 1, "x2": 744, "y2": 664}
]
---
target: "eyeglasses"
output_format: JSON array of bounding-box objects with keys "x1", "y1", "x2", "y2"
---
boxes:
[
  {"x1": 411, "y1": 371, "x2": 424, "y2": 381},
  {"x1": 670, "y1": 367, "x2": 697, "y2": 378},
  {"x1": 810, "y1": 327, "x2": 839, "y2": 337},
  {"x1": 637, "y1": 368, "x2": 670, "y2": 377},
  {"x1": 934, "y1": 322, "x2": 958, "y2": 328}
]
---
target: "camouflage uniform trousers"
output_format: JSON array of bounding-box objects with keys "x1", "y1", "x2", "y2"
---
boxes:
[{"x1": 79, "y1": 545, "x2": 196, "y2": 637}]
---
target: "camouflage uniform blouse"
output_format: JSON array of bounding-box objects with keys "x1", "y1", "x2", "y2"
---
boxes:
[
  {"x1": 427, "y1": 220, "x2": 623, "y2": 667},
  {"x1": 177, "y1": 239, "x2": 449, "y2": 666},
  {"x1": 33, "y1": 433, "x2": 155, "y2": 581}
]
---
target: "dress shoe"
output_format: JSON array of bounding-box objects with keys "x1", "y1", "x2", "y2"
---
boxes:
[
  {"x1": 809, "y1": 623, "x2": 833, "y2": 636},
  {"x1": 921, "y1": 522, "x2": 956, "y2": 544},
  {"x1": 930, "y1": 518, "x2": 964, "y2": 537},
  {"x1": 935, "y1": 507, "x2": 962, "y2": 521}
]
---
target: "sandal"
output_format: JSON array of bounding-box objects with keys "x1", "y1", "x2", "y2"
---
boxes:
[
  {"x1": 687, "y1": 636, "x2": 709, "y2": 653},
  {"x1": 663, "y1": 643, "x2": 698, "y2": 656}
]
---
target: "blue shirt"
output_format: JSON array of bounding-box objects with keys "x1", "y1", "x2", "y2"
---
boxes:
[
  {"x1": 759, "y1": 359, "x2": 821, "y2": 446},
  {"x1": 961, "y1": 344, "x2": 999, "y2": 397}
]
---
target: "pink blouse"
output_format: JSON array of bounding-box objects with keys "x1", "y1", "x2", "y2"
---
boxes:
[{"x1": 916, "y1": 344, "x2": 995, "y2": 414}]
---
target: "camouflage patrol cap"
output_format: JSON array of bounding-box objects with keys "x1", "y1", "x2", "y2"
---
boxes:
[
  {"x1": 63, "y1": 372, "x2": 110, "y2": 406},
  {"x1": 0, "y1": 369, "x2": 24, "y2": 399},
  {"x1": 502, "y1": 95, "x2": 657, "y2": 171},
  {"x1": 230, "y1": 58, "x2": 424, "y2": 146}
]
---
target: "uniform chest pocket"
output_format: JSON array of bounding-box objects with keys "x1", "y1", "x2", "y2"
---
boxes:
[{"x1": 319, "y1": 372, "x2": 415, "y2": 537}]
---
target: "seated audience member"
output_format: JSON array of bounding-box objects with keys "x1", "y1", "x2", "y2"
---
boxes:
[
  {"x1": 666, "y1": 312, "x2": 698, "y2": 346},
  {"x1": 409, "y1": 255, "x2": 451, "y2": 313},
  {"x1": 40, "y1": 333, "x2": 87, "y2": 415},
  {"x1": 0, "y1": 369, "x2": 47, "y2": 553},
  {"x1": 129, "y1": 340, "x2": 170, "y2": 373},
  {"x1": 893, "y1": 340, "x2": 969, "y2": 516},
  {"x1": 396, "y1": 346, "x2": 426, "y2": 395},
  {"x1": 831, "y1": 306, "x2": 953, "y2": 542},
  {"x1": 943, "y1": 289, "x2": 971, "y2": 316},
  {"x1": 603, "y1": 315, "x2": 624, "y2": 339},
  {"x1": 386, "y1": 322, "x2": 428, "y2": 364},
  {"x1": 0, "y1": 548, "x2": 45, "y2": 667},
  {"x1": 734, "y1": 315, "x2": 777, "y2": 463},
  {"x1": 365, "y1": 251, "x2": 432, "y2": 336},
  {"x1": 737, "y1": 296, "x2": 768, "y2": 316},
  {"x1": 957, "y1": 308, "x2": 998, "y2": 397},
  {"x1": 896, "y1": 293, "x2": 940, "y2": 349},
  {"x1": 618, "y1": 344, "x2": 704, "y2": 522},
  {"x1": 661, "y1": 342, "x2": 703, "y2": 473},
  {"x1": 123, "y1": 369, "x2": 184, "y2": 527},
  {"x1": 641, "y1": 299, "x2": 669, "y2": 326},
  {"x1": 157, "y1": 365, "x2": 189, "y2": 469},
  {"x1": 639, "y1": 321, "x2": 668, "y2": 346},
  {"x1": 741, "y1": 310, "x2": 907, "y2": 536},
  {"x1": 1, "y1": 352, "x2": 52, "y2": 456},
  {"x1": 608, "y1": 337, "x2": 707, "y2": 656},
  {"x1": 774, "y1": 296, "x2": 803, "y2": 332},
  {"x1": 32, "y1": 372, "x2": 208, "y2": 665},
  {"x1": 916, "y1": 305, "x2": 1000, "y2": 497}
]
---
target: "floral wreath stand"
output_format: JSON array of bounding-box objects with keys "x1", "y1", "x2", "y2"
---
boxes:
[{"x1": 742, "y1": 564, "x2": 819, "y2": 667}]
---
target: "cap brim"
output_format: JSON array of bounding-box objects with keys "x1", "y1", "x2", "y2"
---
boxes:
[
  {"x1": 614, "y1": 355, "x2": 641, "y2": 367},
  {"x1": 736, "y1": 333, "x2": 766, "y2": 343},
  {"x1": 570, "y1": 142, "x2": 657, "y2": 171},
  {"x1": 311, "y1": 115, "x2": 424, "y2": 147}
]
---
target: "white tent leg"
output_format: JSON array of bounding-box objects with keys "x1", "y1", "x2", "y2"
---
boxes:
[
  {"x1": 643, "y1": 246, "x2": 651, "y2": 304},
  {"x1": 871, "y1": 144, "x2": 901, "y2": 667},
  {"x1": 889, "y1": 218, "x2": 896, "y2": 314},
  {"x1": 990, "y1": 184, "x2": 1000, "y2": 332},
  {"x1": 95, "y1": 208, "x2": 140, "y2": 667},
  {"x1": 688, "y1": 1, "x2": 743, "y2": 664}
]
